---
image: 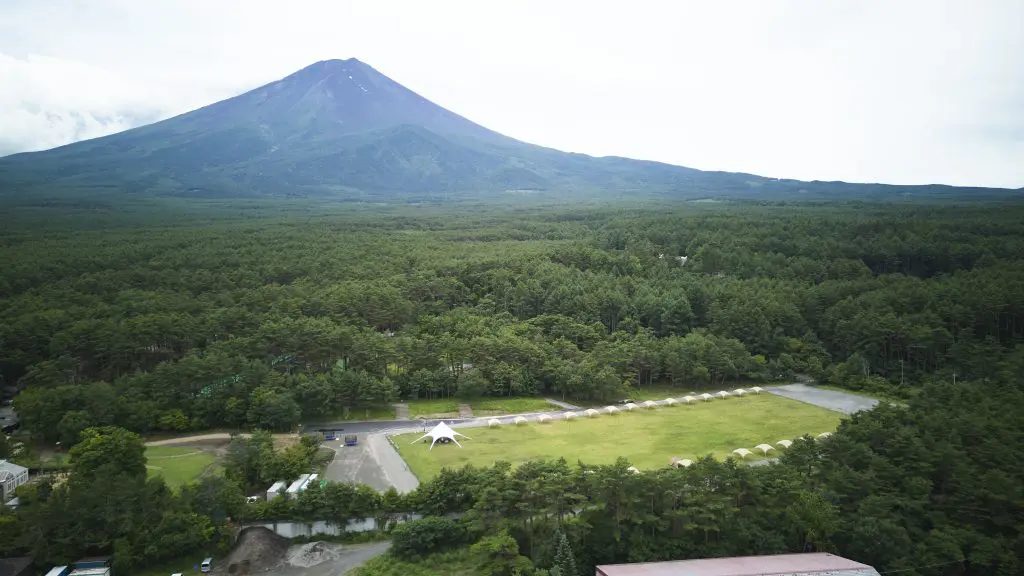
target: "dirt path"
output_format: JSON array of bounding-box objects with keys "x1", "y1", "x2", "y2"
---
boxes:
[
  {"x1": 545, "y1": 398, "x2": 582, "y2": 410},
  {"x1": 266, "y1": 541, "x2": 392, "y2": 576},
  {"x1": 144, "y1": 432, "x2": 294, "y2": 447},
  {"x1": 458, "y1": 403, "x2": 473, "y2": 417},
  {"x1": 393, "y1": 403, "x2": 410, "y2": 419},
  {"x1": 767, "y1": 383, "x2": 878, "y2": 415}
]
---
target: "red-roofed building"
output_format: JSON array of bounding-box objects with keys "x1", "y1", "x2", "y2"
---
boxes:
[{"x1": 596, "y1": 552, "x2": 879, "y2": 576}]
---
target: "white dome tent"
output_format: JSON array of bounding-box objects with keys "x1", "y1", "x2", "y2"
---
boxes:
[
  {"x1": 623, "y1": 402, "x2": 639, "y2": 411},
  {"x1": 776, "y1": 439, "x2": 793, "y2": 449},
  {"x1": 538, "y1": 414, "x2": 553, "y2": 423},
  {"x1": 664, "y1": 397, "x2": 679, "y2": 406},
  {"x1": 670, "y1": 457, "x2": 693, "y2": 468},
  {"x1": 682, "y1": 395, "x2": 697, "y2": 404},
  {"x1": 514, "y1": 416, "x2": 528, "y2": 425},
  {"x1": 604, "y1": 405, "x2": 620, "y2": 415},
  {"x1": 564, "y1": 411, "x2": 578, "y2": 420},
  {"x1": 733, "y1": 388, "x2": 747, "y2": 396},
  {"x1": 626, "y1": 466, "x2": 641, "y2": 475},
  {"x1": 716, "y1": 391, "x2": 732, "y2": 399},
  {"x1": 732, "y1": 448, "x2": 752, "y2": 459},
  {"x1": 817, "y1": 432, "x2": 832, "y2": 439},
  {"x1": 754, "y1": 443, "x2": 774, "y2": 455},
  {"x1": 700, "y1": 393, "x2": 714, "y2": 402},
  {"x1": 487, "y1": 418, "x2": 501, "y2": 428},
  {"x1": 585, "y1": 408, "x2": 601, "y2": 418},
  {"x1": 642, "y1": 400, "x2": 658, "y2": 409},
  {"x1": 750, "y1": 386, "x2": 764, "y2": 394},
  {"x1": 411, "y1": 421, "x2": 471, "y2": 450}
]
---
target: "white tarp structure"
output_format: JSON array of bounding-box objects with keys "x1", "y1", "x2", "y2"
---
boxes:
[
  {"x1": 564, "y1": 411, "x2": 578, "y2": 420},
  {"x1": 604, "y1": 405, "x2": 620, "y2": 414},
  {"x1": 487, "y1": 418, "x2": 501, "y2": 428},
  {"x1": 682, "y1": 395, "x2": 697, "y2": 404},
  {"x1": 751, "y1": 386, "x2": 764, "y2": 394},
  {"x1": 411, "y1": 421, "x2": 470, "y2": 450},
  {"x1": 624, "y1": 402, "x2": 639, "y2": 411},
  {"x1": 643, "y1": 400, "x2": 658, "y2": 409},
  {"x1": 626, "y1": 466, "x2": 641, "y2": 475},
  {"x1": 776, "y1": 439, "x2": 793, "y2": 448},
  {"x1": 732, "y1": 448, "x2": 752, "y2": 459},
  {"x1": 717, "y1": 391, "x2": 731, "y2": 399},
  {"x1": 817, "y1": 432, "x2": 832, "y2": 439},
  {"x1": 585, "y1": 408, "x2": 600, "y2": 418},
  {"x1": 665, "y1": 397, "x2": 679, "y2": 406},
  {"x1": 538, "y1": 414, "x2": 552, "y2": 423},
  {"x1": 514, "y1": 416, "x2": 528, "y2": 425},
  {"x1": 671, "y1": 457, "x2": 693, "y2": 468},
  {"x1": 755, "y1": 443, "x2": 774, "y2": 455},
  {"x1": 700, "y1": 393, "x2": 714, "y2": 402},
  {"x1": 733, "y1": 388, "x2": 747, "y2": 395}
]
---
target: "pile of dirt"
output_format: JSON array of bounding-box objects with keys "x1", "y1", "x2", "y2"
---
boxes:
[
  {"x1": 285, "y1": 541, "x2": 342, "y2": 568},
  {"x1": 220, "y1": 527, "x2": 290, "y2": 575}
]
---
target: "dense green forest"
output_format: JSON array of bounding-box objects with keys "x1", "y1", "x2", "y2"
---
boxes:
[
  {"x1": 3, "y1": 201, "x2": 1024, "y2": 440},
  {"x1": 2, "y1": 200, "x2": 1023, "y2": 575}
]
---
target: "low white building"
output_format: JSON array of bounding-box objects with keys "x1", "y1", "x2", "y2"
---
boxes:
[{"x1": 0, "y1": 459, "x2": 28, "y2": 502}]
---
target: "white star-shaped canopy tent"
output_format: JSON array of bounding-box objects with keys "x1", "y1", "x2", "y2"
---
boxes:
[{"x1": 411, "y1": 421, "x2": 471, "y2": 450}]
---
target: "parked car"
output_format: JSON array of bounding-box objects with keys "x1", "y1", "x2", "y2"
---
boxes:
[{"x1": 201, "y1": 558, "x2": 213, "y2": 573}]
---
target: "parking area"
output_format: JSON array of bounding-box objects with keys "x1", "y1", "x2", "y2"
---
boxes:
[
  {"x1": 320, "y1": 431, "x2": 420, "y2": 493},
  {"x1": 767, "y1": 383, "x2": 878, "y2": 415}
]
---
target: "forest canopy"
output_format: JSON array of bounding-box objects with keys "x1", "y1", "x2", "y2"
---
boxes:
[{"x1": 2, "y1": 201, "x2": 1023, "y2": 438}]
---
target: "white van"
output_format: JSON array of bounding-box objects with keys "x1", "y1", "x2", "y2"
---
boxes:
[{"x1": 200, "y1": 558, "x2": 213, "y2": 573}]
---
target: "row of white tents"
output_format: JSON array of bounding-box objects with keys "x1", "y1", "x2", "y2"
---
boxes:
[
  {"x1": 485, "y1": 387, "x2": 766, "y2": 428},
  {"x1": 731, "y1": 432, "x2": 833, "y2": 459}
]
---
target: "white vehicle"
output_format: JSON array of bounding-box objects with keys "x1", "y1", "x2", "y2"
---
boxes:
[{"x1": 200, "y1": 558, "x2": 213, "y2": 573}]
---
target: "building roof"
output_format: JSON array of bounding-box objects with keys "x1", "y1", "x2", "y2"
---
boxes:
[
  {"x1": 596, "y1": 553, "x2": 879, "y2": 576},
  {"x1": 0, "y1": 460, "x2": 28, "y2": 481}
]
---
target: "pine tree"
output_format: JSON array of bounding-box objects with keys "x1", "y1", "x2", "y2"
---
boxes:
[{"x1": 553, "y1": 530, "x2": 578, "y2": 576}]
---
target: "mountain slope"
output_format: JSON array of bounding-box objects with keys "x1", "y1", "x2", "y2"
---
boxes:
[{"x1": 0, "y1": 59, "x2": 1018, "y2": 202}]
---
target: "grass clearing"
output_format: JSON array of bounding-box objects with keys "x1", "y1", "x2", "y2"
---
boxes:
[
  {"x1": 470, "y1": 397, "x2": 554, "y2": 415},
  {"x1": 352, "y1": 548, "x2": 477, "y2": 576},
  {"x1": 407, "y1": 398, "x2": 460, "y2": 418},
  {"x1": 394, "y1": 394, "x2": 841, "y2": 480},
  {"x1": 145, "y1": 446, "x2": 218, "y2": 489}
]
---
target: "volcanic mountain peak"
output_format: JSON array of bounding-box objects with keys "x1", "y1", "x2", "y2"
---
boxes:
[{"x1": 0, "y1": 59, "x2": 1016, "y2": 201}]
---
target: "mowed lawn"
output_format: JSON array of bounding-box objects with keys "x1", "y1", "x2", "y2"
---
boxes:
[
  {"x1": 394, "y1": 394, "x2": 841, "y2": 480},
  {"x1": 145, "y1": 446, "x2": 218, "y2": 489}
]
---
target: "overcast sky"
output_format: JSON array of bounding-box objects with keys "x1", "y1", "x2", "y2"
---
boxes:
[{"x1": 1, "y1": 0, "x2": 1022, "y2": 188}]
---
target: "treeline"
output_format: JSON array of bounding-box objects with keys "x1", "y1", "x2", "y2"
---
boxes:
[{"x1": 2, "y1": 203, "x2": 1023, "y2": 437}]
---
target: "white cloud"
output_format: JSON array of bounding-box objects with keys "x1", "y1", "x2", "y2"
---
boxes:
[
  {"x1": 0, "y1": 0, "x2": 1021, "y2": 187},
  {"x1": 0, "y1": 53, "x2": 173, "y2": 155}
]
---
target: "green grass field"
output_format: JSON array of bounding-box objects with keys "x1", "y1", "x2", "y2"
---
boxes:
[
  {"x1": 408, "y1": 398, "x2": 461, "y2": 418},
  {"x1": 470, "y1": 397, "x2": 553, "y2": 415},
  {"x1": 394, "y1": 394, "x2": 841, "y2": 480},
  {"x1": 145, "y1": 446, "x2": 218, "y2": 489}
]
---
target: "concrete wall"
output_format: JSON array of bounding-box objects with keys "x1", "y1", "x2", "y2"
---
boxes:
[{"x1": 243, "y1": 514, "x2": 423, "y2": 538}]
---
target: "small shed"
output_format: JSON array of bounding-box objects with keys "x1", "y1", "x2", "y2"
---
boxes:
[
  {"x1": 266, "y1": 480, "x2": 287, "y2": 500},
  {"x1": 0, "y1": 460, "x2": 28, "y2": 503}
]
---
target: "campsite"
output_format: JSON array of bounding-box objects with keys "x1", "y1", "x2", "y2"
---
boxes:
[{"x1": 393, "y1": 393, "x2": 841, "y2": 480}]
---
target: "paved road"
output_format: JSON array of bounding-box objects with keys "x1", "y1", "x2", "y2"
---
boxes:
[{"x1": 767, "y1": 383, "x2": 878, "y2": 415}]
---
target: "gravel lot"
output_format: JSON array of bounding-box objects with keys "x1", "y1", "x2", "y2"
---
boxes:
[{"x1": 767, "y1": 383, "x2": 878, "y2": 414}]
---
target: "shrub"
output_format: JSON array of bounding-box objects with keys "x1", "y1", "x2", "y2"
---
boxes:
[{"x1": 390, "y1": 516, "x2": 466, "y2": 559}]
